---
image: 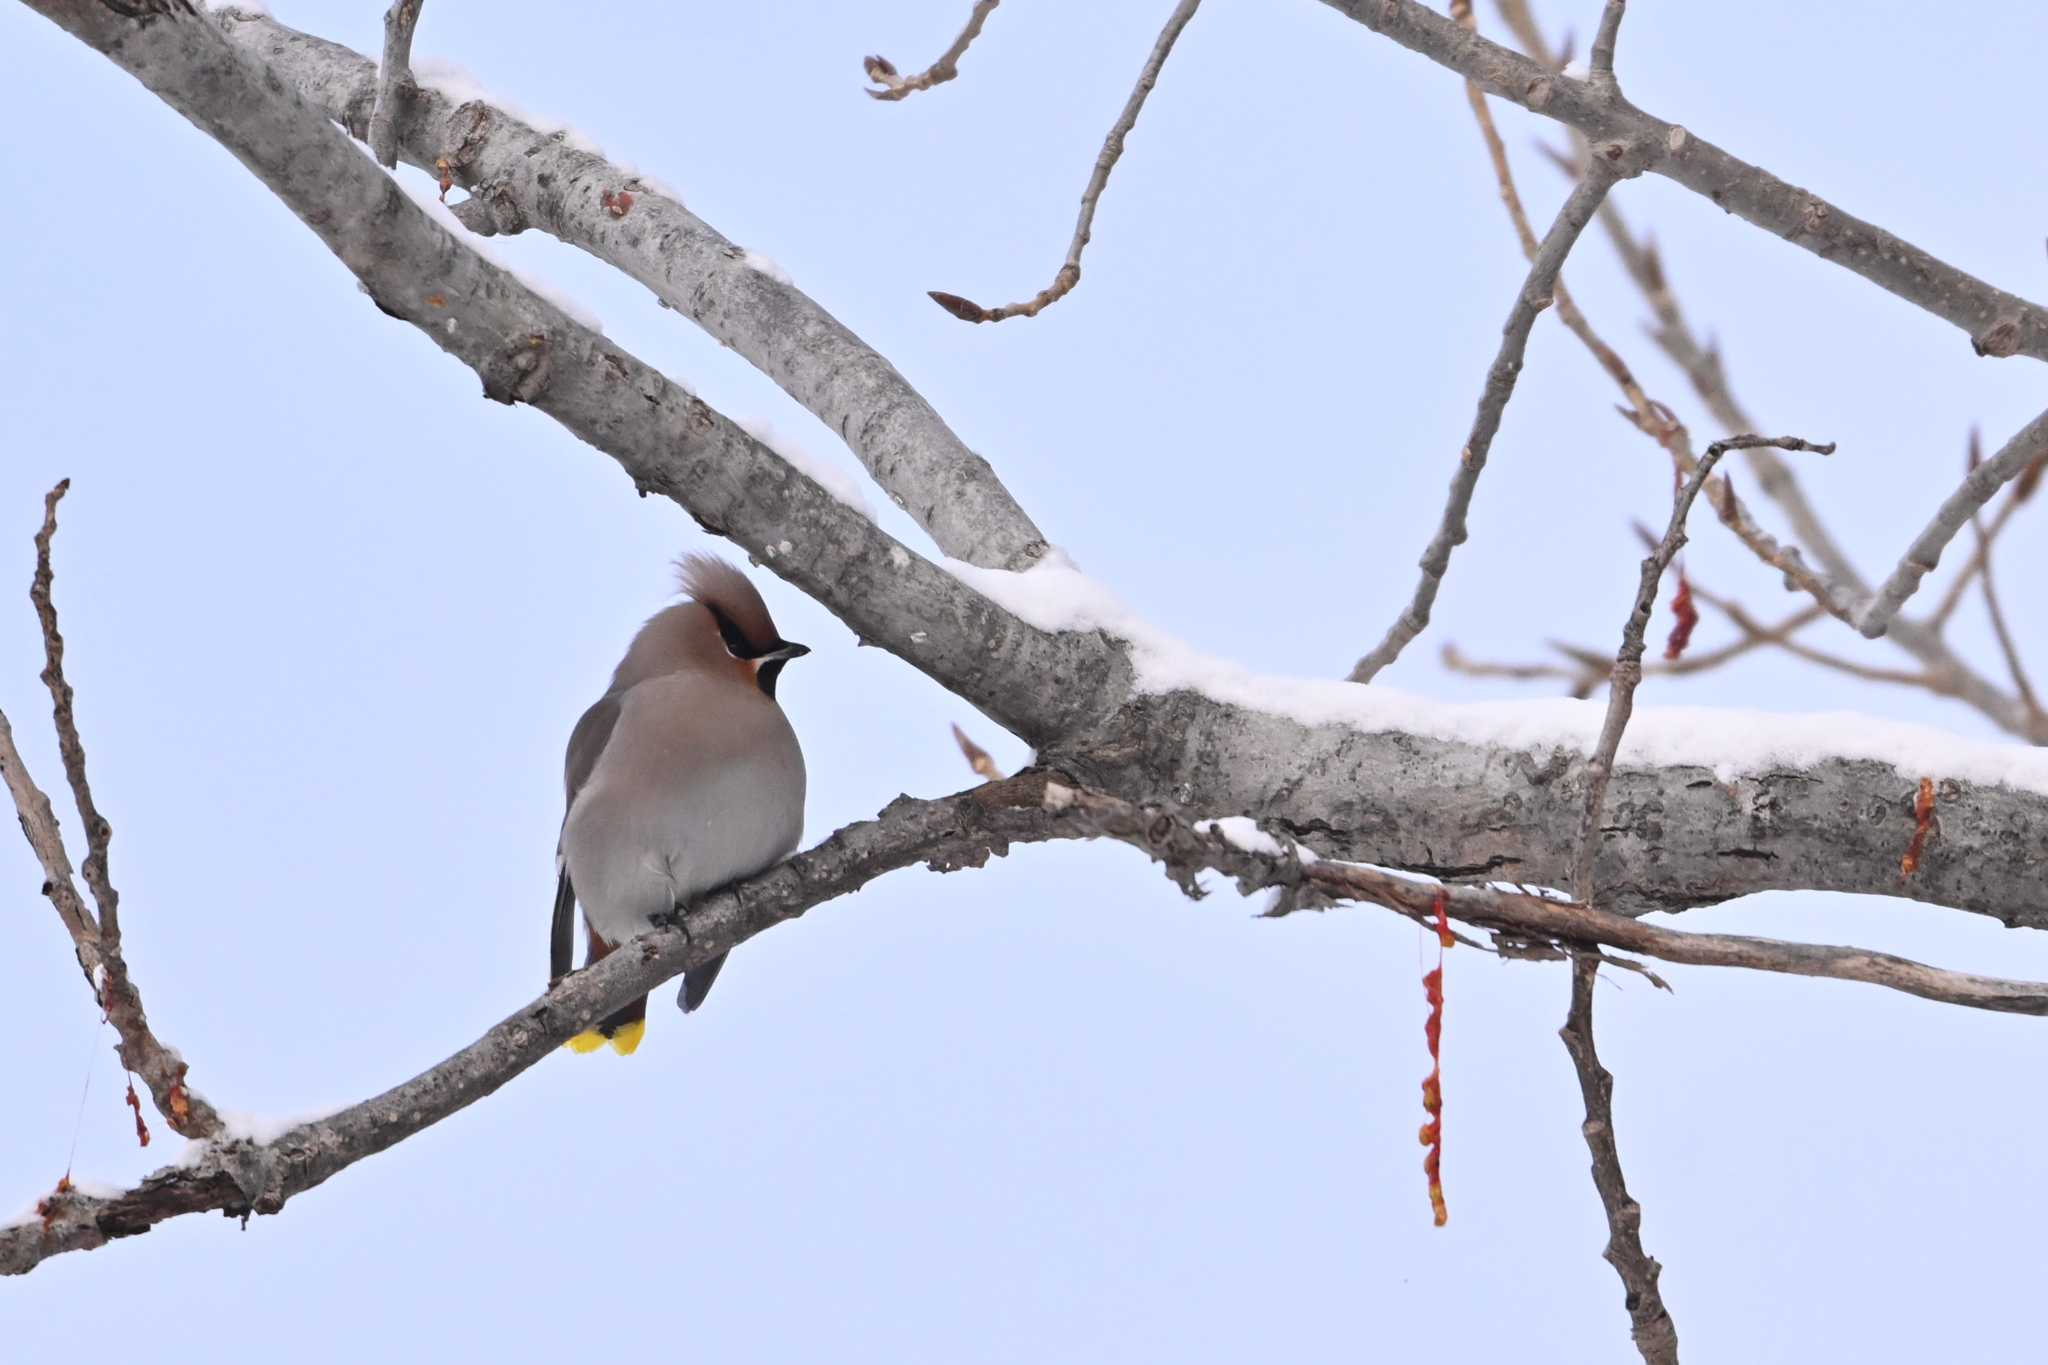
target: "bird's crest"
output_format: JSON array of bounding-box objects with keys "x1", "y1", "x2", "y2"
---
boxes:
[{"x1": 676, "y1": 553, "x2": 781, "y2": 656}]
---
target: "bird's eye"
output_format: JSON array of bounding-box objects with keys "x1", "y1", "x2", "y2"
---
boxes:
[{"x1": 706, "y1": 605, "x2": 752, "y2": 658}]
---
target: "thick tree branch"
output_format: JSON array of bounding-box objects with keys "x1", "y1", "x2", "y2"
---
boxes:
[
  {"x1": 926, "y1": 0, "x2": 1204, "y2": 325},
  {"x1": 0, "y1": 773, "x2": 1087, "y2": 1276},
  {"x1": 1561, "y1": 957, "x2": 1679, "y2": 1365},
  {"x1": 365, "y1": 0, "x2": 419, "y2": 168},
  {"x1": 1072, "y1": 684, "x2": 2048, "y2": 926},
  {"x1": 211, "y1": 7, "x2": 1049, "y2": 572},
  {"x1": 14, "y1": 771, "x2": 2048, "y2": 1276},
  {"x1": 1320, "y1": 0, "x2": 2048, "y2": 363},
  {"x1": 1348, "y1": 161, "x2": 1619, "y2": 682},
  {"x1": 31, "y1": 0, "x2": 1116, "y2": 749},
  {"x1": 863, "y1": 0, "x2": 999, "y2": 101},
  {"x1": 29, "y1": 0, "x2": 2048, "y2": 936}
]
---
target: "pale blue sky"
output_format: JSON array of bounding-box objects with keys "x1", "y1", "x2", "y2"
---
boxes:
[{"x1": 3, "y1": 2, "x2": 2045, "y2": 1360}]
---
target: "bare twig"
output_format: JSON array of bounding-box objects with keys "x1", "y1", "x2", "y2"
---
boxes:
[
  {"x1": 864, "y1": 0, "x2": 1000, "y2": 101},
  {"x1": 31, "y1": 481, "x2": 118, "y2": 943},
  {"x1": 366, "y1": 0, "x2": 422, "y2": 168},
  {"x1": 1326, "y1": 0, "x2": 2048, "y2": 364},
  {"x1": 1586, "y1": 0, "x2": 1625, "y2": 87},
  {"x1": 1427, "y1": 0, "x2": 2045, "y2": 744},
  {"x1": 1567, "y1": 161, "x2": 2043, "y2": 735},
  {"x1": 14, "y1": 483, "x2": 222, "y2": 1140},
  {"x1": 1442, "y1": 600, "x2": 1830, "y2": 694},
  {"x1": 927, "y1": 0, "x2": 1204, "y2": 323},
  {"x1": 1561, "y1": 956, "x2": 1679, "y2": 1365},
  {"x1": 1856, "y1": 406, "x2": 2048, "y2": 637},
  {"x1": 1690, "y1": 587, "x2": 1940, "y2": 692},
  {"x1": 1492, "y1": 0, "x2": 1563, "y2": 68},
  {"x1": 1051, "y1": 783, "x2": 2048, "y2": 1015},
  {"x1": 1929, "y1": 490, "x2": 2024, "y2": 629},
  {"x1": 1438, "y1": 3, "x2": 1890, "y2": 693},
  {"x1": 1963, "y1": 436, "x2": 2043, "y2": 723},
  {"x1": 1348, "y1": 162, "x2": 1619, "y2": 683},
  {"x1": 1574, "y1": 435, "x2": 1834, "y2": 901},
  {"x1": 0, "y1": 708, "x2": 97, "y2": 948}
]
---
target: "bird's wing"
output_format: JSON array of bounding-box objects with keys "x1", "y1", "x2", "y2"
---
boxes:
[
  {"x1": 553, "y1": 692, "x2": 625, "y2": 984},
  {"x1": 563, "y1": 691, "x2": 625, "y2": 806},
  {"x1": 550, "y1": 867, "x2": 577, "y2": 986}
]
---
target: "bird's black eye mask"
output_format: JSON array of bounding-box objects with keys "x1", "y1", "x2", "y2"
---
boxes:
[
  {"x1": 705, "y1": 603, "x2": 801, "y2": 698},
  {"x1": 706, "y1": 603, "x2": 755, "y2": 659}
]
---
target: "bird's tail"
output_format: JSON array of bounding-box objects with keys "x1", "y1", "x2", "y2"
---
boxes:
[{"x1": 564, "y1": 930, "x2": 650, "y2": 1056}]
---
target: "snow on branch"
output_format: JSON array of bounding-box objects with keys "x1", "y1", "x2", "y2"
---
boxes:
[
  {"x1": 1574, "y1": 434, "x2": 1835, "y2": 901},
  {"x1": 211, "y1": 6, "x2": 1049, "y2": 572}
]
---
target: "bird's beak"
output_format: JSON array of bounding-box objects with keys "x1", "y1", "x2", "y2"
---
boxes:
[{"x1": 761, "y1": 640, "x2": 810, "y2": 662}]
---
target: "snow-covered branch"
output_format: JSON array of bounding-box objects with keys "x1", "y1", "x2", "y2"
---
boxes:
[{"x1": 210, "y1": 6, "x2": 1049, "y2": 573}]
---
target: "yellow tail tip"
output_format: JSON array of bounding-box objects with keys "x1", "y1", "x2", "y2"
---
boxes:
[
  {"x1": 564, "y1": 1029, "x2": 607, "y2": 1054},
  {"x1": 608, "y1": 1020, "x2": 646, "y2": 1055}
]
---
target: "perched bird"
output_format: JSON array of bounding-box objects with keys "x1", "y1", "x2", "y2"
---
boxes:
[{"x1": 552, "y1": 554, "x2": 809, "y2": 1054}]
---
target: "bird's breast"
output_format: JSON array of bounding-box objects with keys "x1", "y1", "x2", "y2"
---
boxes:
[{"x1": 562, "y1": 673, "x2": 805, "y2": 945}]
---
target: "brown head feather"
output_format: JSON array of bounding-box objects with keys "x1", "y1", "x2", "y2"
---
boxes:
[{"x1": 675, "y1": 553, "x2": 782, "y2": 654}]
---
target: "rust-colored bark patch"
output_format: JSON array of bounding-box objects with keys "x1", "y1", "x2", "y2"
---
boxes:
[{"x1": 1899, "y1": 777, "x2": 1936, "y2": 881}]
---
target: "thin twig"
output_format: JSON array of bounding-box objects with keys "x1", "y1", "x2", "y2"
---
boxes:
[
  {"x1": 0, "y1": 707, "x2": 97, "y2": 948},
  {"x1": 1442, "y1": 600, "x2": 1829, "y2": 694},
  {"x1": 1586, "y1": 0, "x2": 1626, "y2": 86},
  {"x1": 1050, "y1": 784, "x2": 2048, "y2": 1016},
  {"x1": 1962, "y1": 433, "x2": 2044, "y2": 724},
  {"x1": 1348, "y1": 162, "x2": 1619, "y2": 682},
  {"x1": 1451, "y1": 0, "x2": 2045, "y2": 742},
  {"x1": 1448, "y1": 2, "x2": 1645, "y2": 409},
  {"x1": 1446, "y1": 37, "x2": 1858, "y2": 636},
  {"x1": 15, "y1": 483, "x2": 221, "y2": 1139},
  {"x1": 927, "y1": 0, "x2": 1204, "y2": 323},
  {"x1": 1574, "y1": 435, "x2": 1833, "y2": 901},
  {"x1": 367, "y1": 0, "x2": 422, "y2": 169},
  {"x1": 1328, "y1": 0, "x2": 2048, "y2": 364},
  {"x1": 1692, "y1": 588, "x2": 1940, "y2": 691},
  {"x1": 1929, "y1": 491, "x2": 2024, "y2": 628},
  {"x1": 32, "y1": 483, "x2": 119, "y2": 944},
  {"x1": 1593, "y1": 190, "x2": 1870, "y2": 587},
  {"x1": 864, "y1": 0, "x2": 1000, "y2": 101},
  {"x1": 1856, "y1": 406, "x2": 2048, "y2": 637},
  {"x1": 1561, "y1": 956, "x2": 1680, "y2": 1365}
]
